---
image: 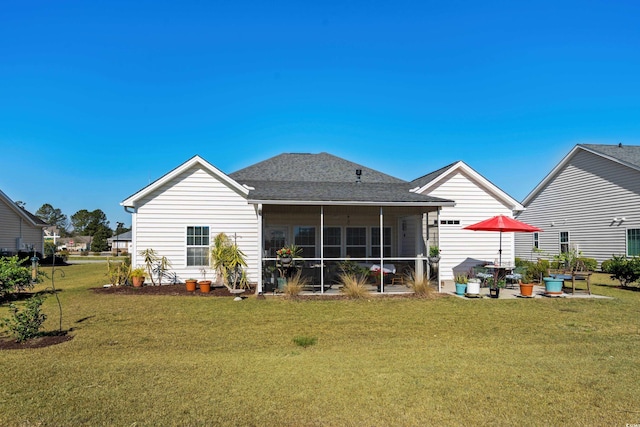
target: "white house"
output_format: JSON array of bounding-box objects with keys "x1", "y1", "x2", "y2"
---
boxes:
[
  {"x1": 121, "y1": 153, "x2": 522, "y2": 291},
  {"x1": 515, "y1": 143, "x2": 640, "y2": 266},
  {"x1": 410, "y1": 161, "x2": 524, "y2": 280},
  {"x1": 0, "y1": 189, "x2": 47, "y2": 255}
]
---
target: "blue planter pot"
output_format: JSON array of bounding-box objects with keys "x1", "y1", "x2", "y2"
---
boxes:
[
  {"x1": 543, "y1": 277, "x2": 563, "y2": 294},
  {"x1": 455, "y1": 283, "x2": 467, "y2": 295}
]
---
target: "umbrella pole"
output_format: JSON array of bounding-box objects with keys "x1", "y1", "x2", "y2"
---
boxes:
[{"x1": 499, "y1": 231, "x2": 502, "y2": 266}]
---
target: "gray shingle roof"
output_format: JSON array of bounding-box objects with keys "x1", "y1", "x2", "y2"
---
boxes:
[
  {"x1": 231, "y1": 153, "x2": 454, "y2": 205},
  {"x1": 580, "y1": 144, "x2": 640, "y2": 169},
  {"x1": 242, "y1": 180, "x2": 452, "y2": 204},
  {"x1": 409, "y1": 161, "x2": 458, "y2": 188},
  {"x1": 230, "y1": 152, "x2": 405, "y2": 184}
]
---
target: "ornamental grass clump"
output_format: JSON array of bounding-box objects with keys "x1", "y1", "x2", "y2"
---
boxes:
[
  {"x1": 339, "y1": 273, "x2": 371, "y2": 299},
  {"x1": 408, "y1": 272, "x2": 437, "y2": 298},
  {"x1": 283, "y1": 271, "x2": 308, "y2": 297}
]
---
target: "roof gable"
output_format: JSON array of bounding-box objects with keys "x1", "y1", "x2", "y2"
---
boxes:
[
  {"x1": 230, "y1": 152, "x2": 406, "y2": 184},
  {"x1": 522, "y1": 143, "x2": 640, "y2": 205},
  {"x1": 121, "y1": 155, "x2": 248, "y2": 207},
  {"x1": 0, "y1": 189, "x2": 48, "y2": 227},
  {"x1": 410, "y1": 161, "x2": 524, "y2": 211}
]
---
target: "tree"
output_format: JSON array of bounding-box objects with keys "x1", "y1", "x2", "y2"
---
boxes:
[
  {"x1": 35, "y1": 203, "x2": 69, "y2": 235},
  {"x1": 91, "y1": 228, "x2": 110, "y2": 252},
  {"x1": 71, "y1": 209, "x2": 112, "y2": 250}
]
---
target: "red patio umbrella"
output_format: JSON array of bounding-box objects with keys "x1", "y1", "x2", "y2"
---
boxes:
[{"x1": 463, "y1": 215, "x2": 542, "y2": 265}]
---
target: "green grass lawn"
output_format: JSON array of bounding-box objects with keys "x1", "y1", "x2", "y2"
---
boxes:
[{"x1": 1, "y1": 264, "x2": 639, "y2": 426}]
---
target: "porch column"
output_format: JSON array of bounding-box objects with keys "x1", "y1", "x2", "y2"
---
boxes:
[
  {"x1": 379, "y1": 206, "x2": 384, "y2": 293},
  {"x1": 437, "y1": 208, "x2": 441, "y2": 293},
  {"x1": 320, "y1": 205, "x2": 324, "y2": 294},
  {"x1": 422, "y1": 212, "x2": 428, "y2": 281},
  {"x1": 257, "y1": 203, "x2": 263, "y2": 294}
]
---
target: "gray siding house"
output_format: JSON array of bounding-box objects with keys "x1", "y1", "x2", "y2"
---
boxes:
[
  {"x1": 0, "y1": 189, "x2": 47, "y2": 255},
  {"x1": 515, "y1": 143, "x2": 640, "y2": 266}
]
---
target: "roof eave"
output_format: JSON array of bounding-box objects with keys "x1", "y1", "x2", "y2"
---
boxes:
[{"x1": 247, "y1": 198, "x2": 456, "y2": 207}]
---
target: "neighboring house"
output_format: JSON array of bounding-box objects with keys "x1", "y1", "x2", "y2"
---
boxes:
[
  {"x1": 121, "y1": 153, "x2": 456, "y2": 292},
  {"x1": 410, "y1": 161, "x2": 524, "y2": 280},
  {"x1": 0, "y1": 189, "x2": 47, "y2": 255},
  {"x1": 515, "y1": 143, "x2": 640, "y2": 267},
  {"x1": 107, "y1": 230, "x2": 133, "y2": 254},
  {"x1": 58, "y1": 236, "x2": 90, "y2": 252}
]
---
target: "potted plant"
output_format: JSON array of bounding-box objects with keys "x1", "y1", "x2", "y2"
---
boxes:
[
  {"x1": 543, "y1": 276, "x2": 564, "y2": 295},
  {"x1": 466, "y1": 278, "x2": 481, "y2": 295},
  {"x1": 130, "y1": 267, "x2": 146, "y2": 287},
  {"x1": 519, "y1": 269, "x2": 535, "y2": 297},
  {"x1": 489, "y1": 278, "x2": 505, "y2": 298},
  {"x1": 454, "y1": 274, "x2": 468, "y2": 295},
  {"x1": 185, "y1": 278, "x2": 197, "y2": 292},
  {"x1": 198, "y1": 267, "x2": 212, "y2": 293},
  {"x1": 428, "y1": 245, "x2": 440, "y2": 263}
]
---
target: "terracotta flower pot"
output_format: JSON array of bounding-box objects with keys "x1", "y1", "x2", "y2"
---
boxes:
[
  {"x1": 199, "y1": 280, "x2": 211, "y2": 293},
  {"x1": 185, "y1": 280, "x2": 197, "y2": 292},
  {"x1": 132, "y1": 276, "x2": 145, "y2": 287},
  {"x1": 519, "y1": 283, "x2": 534, "y2": 297}
]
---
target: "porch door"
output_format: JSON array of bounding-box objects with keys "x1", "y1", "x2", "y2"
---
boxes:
[{"x1": 399, "y1": 217, "x2": 418, "y2": 257}]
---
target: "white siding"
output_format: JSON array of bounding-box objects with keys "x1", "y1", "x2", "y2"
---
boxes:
[
  {"x1": 421, "y1": 170, "x2": 515, "y2": 280},
  {"x1": 131, "y1": 166, "x2": 258, "y2": 283},
  {"x1": 515, "y1": 149, "x2": 640, "y2": 267}
]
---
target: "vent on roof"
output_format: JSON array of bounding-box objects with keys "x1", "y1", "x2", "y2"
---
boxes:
[
  {"x1": 619, "y1": 142, "x2": 623, "y2": 148},
  {"x1": 355, "y1": 169, "x2": 362, "y2": 184}
]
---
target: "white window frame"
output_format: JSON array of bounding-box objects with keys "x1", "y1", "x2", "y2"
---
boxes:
[{"x1": 186, "y1": 226, "x2": 210, "y2": 267}]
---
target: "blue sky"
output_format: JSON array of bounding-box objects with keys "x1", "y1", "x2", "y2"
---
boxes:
[{"x1": 2, "y1": 0, "x2": 639, "y2": 229}]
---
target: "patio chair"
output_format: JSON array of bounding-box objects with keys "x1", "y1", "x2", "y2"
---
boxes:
[
  {"x1": 505, "y1": 267, "x2": 525, "y2": 289},
  {"x1": 472, "y1": 266, "x2": 493, "y2": 287}
]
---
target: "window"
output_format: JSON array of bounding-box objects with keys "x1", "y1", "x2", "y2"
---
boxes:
[
  {"x1": 264, "y1": 227, "x2": 286, "y2": 257},
  {"x1": 187, "y1": 226, "x2": 210, "y2": 266},
  {"x1": 294, "y1": 226, "x2": 316, "y2": 258},
  {"x1": 627, "y1": 229, "x2": 640, "y2": 256},
  {"x1": 346, "y1": 227, "x2": 367, "y2": 258},
  {"x1": 323, "y1": 227, "x2": 341, "y2": 258},
  {"x1": 440, "y1": 220, "x2": 460, "y2": 225},
  {"x1": 371, "y1": 227, "x2": 392, "y2": 258},
  {"x1": 560, "y1": 231, "x2": 569, "y2": 254},
  {"x1": 533, "y1": 232, "x2": 539, "y2": 249}
]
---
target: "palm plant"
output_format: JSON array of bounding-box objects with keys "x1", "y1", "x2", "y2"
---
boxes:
[
  {"x1": 139, "y1": 248, "x2": 159, "y2": 286},
  {"x1": 210, "y1": 233, "x2": 248, "y2": 290}
]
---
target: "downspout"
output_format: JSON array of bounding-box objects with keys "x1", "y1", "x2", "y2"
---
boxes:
[{"x1": 124, "y1": 205, "x2": 137, "y2": 267}]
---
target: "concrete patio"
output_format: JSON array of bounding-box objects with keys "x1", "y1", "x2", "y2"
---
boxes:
[{"x1": 439, "y1": 280, "x2": 612, "y2": 299}]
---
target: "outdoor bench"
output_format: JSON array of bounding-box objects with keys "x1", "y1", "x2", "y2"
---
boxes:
[{"x1": 547, "y1": 269, "x2": 592, "y2": 295}]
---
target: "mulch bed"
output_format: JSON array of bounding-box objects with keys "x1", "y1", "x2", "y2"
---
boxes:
[
  {"x1": 92, "y1": 283, "x2": 253, "y2": 297},
  {"x1": 92, "y1": 283, "x2": 443, "y2": 300},
  {"x1": 0, "y1": 332, "x2": 73, "y2": 351}
]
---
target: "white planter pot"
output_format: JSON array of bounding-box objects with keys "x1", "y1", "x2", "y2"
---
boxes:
[{"x1": 466, "y1": 280, "x2": 480, "y2": 295}]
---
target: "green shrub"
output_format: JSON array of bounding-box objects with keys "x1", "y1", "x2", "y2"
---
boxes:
[
  {"x1": 578, "y1": 257, "x2": 598, "y2": 271},
  {"x1": 1, "y1": 294, "x2": 47, "y2": 342},
  {"x1": 292, "y1": 335, "x2": 317, "y2": 348},
  {"x1": 600, "y1": 259, "x2": 613, "y2": 273},
  {"x1": 602, "y1": 255, "x2": 640, "y2": 287},
  {"x1": 0, "y1": 256, "x2": 34, "y2": 299}
]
